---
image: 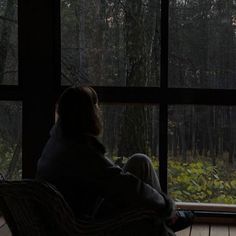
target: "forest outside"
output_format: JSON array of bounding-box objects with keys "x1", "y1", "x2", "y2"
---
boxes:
[
  {"x1": 109, "y1": 146, "x2": 236, "y2": 205},
  {"x1": 0, "y1": 0, "x2": 18, "y2": 85},
  {"x1": 168, "y1": 158, "x2": 236, "y2": 204},
  {"x1": 102, "y1": 105, "x2": 236, "y2": 204},
  {"x1": 0, "y1": 102, "x2": 22, "y2": 180},
  {"x1": 168, "y1": 105, "x2": 236, "y2": 204},
  {"x1": 60, "y1": 0, "x2": 236, "y2": 204},
  {"x1": 1, "y1": 0, "x2": 236, "y2": 202},
  {"x1": 0, "y1": 0, "x2": 20, "y2": 180},
  {"x1": 61, "y1": 0, "x2": 236, "y2": 89}
]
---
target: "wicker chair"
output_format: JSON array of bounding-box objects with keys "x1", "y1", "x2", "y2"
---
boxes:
[{"x1": 0, "y1": 179, "x2": 164, "y2": 236}]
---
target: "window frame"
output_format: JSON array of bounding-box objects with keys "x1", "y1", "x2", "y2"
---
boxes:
[
  {"x1": 0, "y1": 0, "x2": 233, "y2": 213},
  {"x1": 18, "y1": 0, "x2": 61, "y2": 177}
]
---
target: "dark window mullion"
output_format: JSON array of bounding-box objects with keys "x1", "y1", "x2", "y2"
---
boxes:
[
  {"x1": 94, "y1": 86, "x2": 162, "y2": 104},
  {"x1": 159, "y1": 0, "x2": 169, "y2": 193},
  {"x1": 159, "y1": 103, "x2": 168, "y2": 193},
  {"x1": 61, "y1": 86, "x2": 236, "y2": 105},
  {"x1": 0, "y1": 85, "x2": 22, "y2": 100},
  {"x1": 19, "y1": 0, "x2": 61, "y2": 178},
  {"x1": 167, "y1": 88, "x2": 236, "y2": 105}
]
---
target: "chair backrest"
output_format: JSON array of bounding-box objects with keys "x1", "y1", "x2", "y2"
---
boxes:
[
  {"x1": 0, "y1": 180, "x2": 80, "y2": 236},
  {"x1": 0, "y1": 179, "x2": 168, "y2": 236}
]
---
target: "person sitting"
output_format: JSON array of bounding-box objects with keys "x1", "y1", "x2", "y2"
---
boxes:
[
  {"x1": 36, "y1": 86, "x2": 192, "y2": 234},
  {"x1": 123, "y1": 153, "x2": 194, "y2": 232}
]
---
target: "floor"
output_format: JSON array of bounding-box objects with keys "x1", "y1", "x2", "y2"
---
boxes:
[
  {"x1": 176, "y1": 224, "x2": 236, "y2": 236},
  {"x1": 0, "y1": 216, "x2": 235, "y2": 236}
]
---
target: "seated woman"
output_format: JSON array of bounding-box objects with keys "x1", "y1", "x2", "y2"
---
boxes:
[
  {"x1": 36, "y1": 86, "x2": 191, "y2": 234},
  {"x1": 123, "y1": 153, "x2": 193, "y2": 233}
]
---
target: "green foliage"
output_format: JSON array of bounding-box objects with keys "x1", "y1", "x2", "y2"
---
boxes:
[
  {"x1": 168, "y1": 160, "x2": 236, "y2": 204},
  {"x1": 0, "y1": 139, "x2": 21, "y2": 180},
  {"x1": 112, "y1": 156, "x2": 236, "y2": 204}
]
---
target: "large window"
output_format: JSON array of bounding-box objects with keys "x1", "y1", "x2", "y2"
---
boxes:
[
  {"x1": 60, "y1": 0, "x2": 236, "y2": 205},
  {"x1": 169, "y1": 0, "x2": 236, "y2": 89},
  {"x1": 0, "y1": 0, "x2": 18, "y2": 85},
  {"x1": 0, "y1": 101, "x2": 22, "y2": 180},
  {"x1": 101, "y1": 105, "x2": 159, "y2": 159},
  {"x1": 61, "y1": 0, "x2": 161, "y2": 86},
  {"x1": 168, "y1": 105, "x2": 236, "y2": 204},
  {"x1": 1, "y1": 0, "x2": 235, "y2": 208},
  {"x1": 0, "y1": 0, "x2": 21, "y2": 180}
]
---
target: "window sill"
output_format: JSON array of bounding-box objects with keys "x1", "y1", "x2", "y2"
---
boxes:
[
  {"x1": 176, "y1": 202, "x2": 236, "y2": 212},
  {"x1": 176, "y1": 202, "x2": 236, "y2": 225}
]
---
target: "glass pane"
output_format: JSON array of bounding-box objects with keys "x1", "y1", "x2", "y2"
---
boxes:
[
  {"x1": 0, "y1": 101, "x2": 22, "y2": 180},
  {"x1": 168, "y1": 105, "x2": 236, "y2": 204},
  {"x1": 61, "y1": 0, "x2": 160, "y2": 87},
  {"x1": 0, "y1": 0, "x2": 18, "y2": 85},
  {"x1": 169, "y1": 1, "x2": 236, "y2": 89},
  {"x1": 101, "y1": 105, "x2": 159, "y2": 166}
]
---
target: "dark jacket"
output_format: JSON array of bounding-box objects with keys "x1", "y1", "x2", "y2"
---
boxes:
[{"x1": 36, "y1": 123, "x2": 173, "y2": 220}]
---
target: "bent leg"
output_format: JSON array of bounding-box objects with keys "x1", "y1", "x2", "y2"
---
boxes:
[
  {"x1": 123, "y1": 154, "x2": 194, "y2": 233},
  {"x1": 123, "y1": 153, "x2": 161, "y2": 192}
]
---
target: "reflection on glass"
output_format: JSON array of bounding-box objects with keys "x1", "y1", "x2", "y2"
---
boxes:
[
  {"x1": 61, "y1": 0, "x2": 160, "y2": 86},
  {"x1": 101, "y1": 105, "x2": 159, "y2": 167},
  {"x1": 168, "y1": 105, "x2": 236, "y2": 204},
  {"x1": 0, "y1": 101, "x2": 22, "y2": 180},
  {"x1": 169, "y1": 0, "x2": 236, "y2": 89},
  {"x1": 0, "y1": 0, "x2": 18, "y2": 85}
]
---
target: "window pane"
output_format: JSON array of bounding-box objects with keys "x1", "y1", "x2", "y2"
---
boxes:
[
  {"x1": 61, "y1": 0, "x2": 160, "y2": 87},
  {"x1": 101, "y1": 105, "x2": 159, "y2": 166},
  {"x1": 169, "y1": 1, "x2": 236, "y2": 89},
  {"x1": 0, "y1": 0, "x2": 18, "y2": 85},
  {"x1": 0, "y1": 101, "x2": 22, "y2": 180},
  {"x1": 168, "y1": 105, "x2": 236, "y2": 204}
]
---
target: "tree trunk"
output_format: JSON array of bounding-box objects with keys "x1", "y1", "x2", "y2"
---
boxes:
[
  {"x1": 117, "y1": 0, "x2": 150, "y2": 156},
  {"x1": 0, "y1": 0, "x2": 16, "y2": 83}
]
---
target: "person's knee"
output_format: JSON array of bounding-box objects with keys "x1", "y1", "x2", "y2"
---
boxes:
[
  {"x1": 129, "y1": 153, "x2": 152, "y2": 164},
  {"x1": 123, "y1": 153, "x2": 152, "y2": 174},
  {"x1": 124, "y1": 153, "x2": 161, "y2": 191}
]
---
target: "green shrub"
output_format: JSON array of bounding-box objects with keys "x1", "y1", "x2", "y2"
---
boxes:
[
  {"x1": 112, "y1": 155, "x2": 236, "y2": 204},
  {"x1": 168, "y1": 160, "x2": 236, "y2": 204}
]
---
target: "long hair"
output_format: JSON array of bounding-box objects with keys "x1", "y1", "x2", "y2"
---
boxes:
[{"x1": 56, "y1": 86, "x2": 102, "y2": 137}]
